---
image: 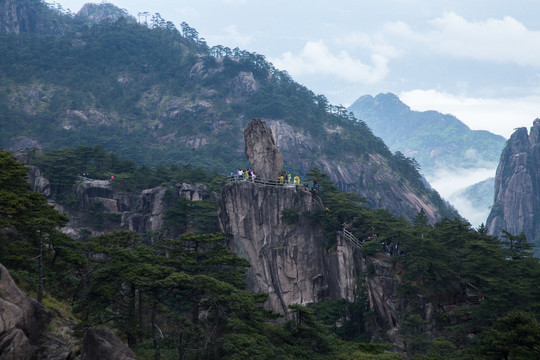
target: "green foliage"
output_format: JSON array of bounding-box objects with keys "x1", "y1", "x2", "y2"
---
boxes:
[
  {"x1": 308, "y1": 296, "x2": 371, "y2": 342},
  {"x1": 5, "y1": 145, "x2": 540, "y2": 358},
  {"x1": 476, "y1": 310, "x2": 540, "y2": 359},
  {"x1": 400, "y1": 314, "x2": 429, "y2": 356},
  {"x1": 30, "y1": 146, "x2": 226, "y2": 203},
  {"x1": 75, "y1": 231, "x2": 273, "y2": 356},
  {"x1": 0, "y1": 150, "x2": 81, "y2": 301},
  {"x1": 164, "y1": 198, "x2": 220, "y2": 236},
  {"x1": 281, "y1": 208, "x2": 299, "y2": 225}
]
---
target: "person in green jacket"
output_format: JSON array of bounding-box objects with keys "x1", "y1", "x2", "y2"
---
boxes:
[{"x1": 294, "y1": 175, "x2": 300, "y2": 184}]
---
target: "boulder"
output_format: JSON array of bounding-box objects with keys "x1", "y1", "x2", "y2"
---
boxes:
[
  {"x1": 177, "y1": 183, "x2": 209, "y2": 201},
  {"x1": 0, "y1": 328, "x2": 35, "y2": 360},
  {"x1": 0, "y1": 263, "x2": 51, "y2": 359},
  {"x1": 27, "y1": 166, "x2": 51, "y2": 197},
  {"x1": 80, "y1": 327, "x2": 136, "y2": 360}
]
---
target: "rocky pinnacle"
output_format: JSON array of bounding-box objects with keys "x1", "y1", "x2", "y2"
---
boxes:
[{"x1": 243, "y1": 118, "x2": 286, "y2": 180}]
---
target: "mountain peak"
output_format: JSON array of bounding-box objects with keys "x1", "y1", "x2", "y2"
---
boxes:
[
  {"x1": 75, "y1": 3, "x2": 134, "y2": 25},
  {"x1": 349, "y1": 93, "x2": 411, "y2": 115},
  {"x1": 374, "y1": 92, "x2": 408, "y2": 107}
]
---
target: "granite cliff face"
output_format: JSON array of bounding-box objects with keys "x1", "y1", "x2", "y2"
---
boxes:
[
  {"x1": 218, "y1": 181, "x2": 357, "y2": 313},
  {"x1": 218, "y1": 119, "x2": 434, "y2": 345},
  {"x1": 0, "y1": 0, "x2": 69, "y2": 35},
  {"x1": 486, "y1": 119, "x2": 540, "y2": 251},
  {"x1": 266, "y1": 119, "x2": 447, "y2": 223}
]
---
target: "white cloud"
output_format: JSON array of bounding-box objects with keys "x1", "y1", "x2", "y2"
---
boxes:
[
  {"x1": 173, "y1": 6, "x2": 199, "y2": 18},
  {"x1": 205, "y1": 24, "x2": 253, "y2": 48},
  {"x1": 390, "y1": 12, "x2": 540, "y2": 66},
  {"x1": 399, "y1": 89, "x2": 540, "y2": 138},
  {"x1": 337, "y1": 32, "x2": 402, "y2": 59},
  {"x1": 222, "y1": 25, "x2": 252, "y2": 47},
  {"x1": 271, "y1": 41, "x2": 390, "y2": 84}
]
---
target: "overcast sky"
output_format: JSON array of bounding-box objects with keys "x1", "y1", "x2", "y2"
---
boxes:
[{"x1": 52, "y1": 0, "x2": 540, "y2": 138}]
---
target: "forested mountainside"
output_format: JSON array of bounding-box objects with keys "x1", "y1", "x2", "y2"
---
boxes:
[
  {"x1": 348, "y1": 93, "x2": 506, "y2": 176},
  {"x1": 0, "y1": 0, "x2": 457, "y2": 223}
]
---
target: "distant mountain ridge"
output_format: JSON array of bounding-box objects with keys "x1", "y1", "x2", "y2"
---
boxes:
[{"x1": 348, "y1": 93, "x2": 506, "y2": 176}]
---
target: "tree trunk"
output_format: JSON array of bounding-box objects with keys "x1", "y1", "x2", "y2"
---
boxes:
[
  {"x1": 127, "y1": 284, "x2": 137, "y2": 347},
  {"x1": 38, "y1": 229, "x2": 43, "y2": 304},
  {"x1": 138, "y1": 290, "x2": 143, "y2": 336},
  {"x1": 152, "y1": 299, "x2": 161, "y2": 360}
]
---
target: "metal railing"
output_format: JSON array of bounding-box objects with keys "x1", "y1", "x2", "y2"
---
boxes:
[
  {"x1": 342, "y1": 228, "x2": 363, "y2": 248},
  {"x1": 76, "y1": 175, "x2": 111, "y2": 184},
  {"x1": 228, "y1": 175, "x2": 302, "y2": 188}
]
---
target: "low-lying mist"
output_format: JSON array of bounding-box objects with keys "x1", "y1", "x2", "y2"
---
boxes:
[{"x1": 424, "y1": 164, "x2": 498, "y2": 228}]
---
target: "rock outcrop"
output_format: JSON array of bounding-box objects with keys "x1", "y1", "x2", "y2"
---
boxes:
[
  {"x1": 27, "y1": 165, "x2": 51, "y2": 197},
  {"x1": 75, "y1": 178, "x2": 135, "y2": 214},
  {"x1": 0, "y1": 260, "x2": 81, "y2": 359},
  {"x1": 487, "y1": 119, "x2": 540, "y2": 252},
  {"x1": 219, "y1": 181, "x2": 358, "y2": 313},
  {"x1": 244, "y1": 119, "x2": 286, "y2": 180},
  {"x1": 79, "y1": 327, "x2": 136, "y2": 360},
  {"x1": 0, "y1": 263, "x2": 51, "y2": 359},
  {"x1": 0, "y1": 0, "x2": 68, "y2": 35},
  {"x1": 221, "y1": 119, "x2": 356, "y2": 313},
  {"x1": 0, "y1": 260, "x2": 138, "y2": 359},
  {"x1": 75, "y1": 3, "x2": 133, "y2": 26},
  {"x1": 120, "y1": 182, "x2": 213, "y2": 235},
  {"x1": 26, "y1": 173, "x2": 215, "y2": 240},
  {"x1": 218, "y1": 119, "x2": 433, "y2": 347}
]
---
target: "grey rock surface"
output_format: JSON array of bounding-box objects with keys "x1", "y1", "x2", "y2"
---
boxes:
[
  {"x1": 266, "y1": 119, "x2": 445, "y2": 224},
  {"x1": 487, "y1": 118, "x2": 540, "y2": 252},
  {"x1": 218, "y1": 181, "x2": 357, "y2": 314},
  {"x1": 244, "y1": 118, "x2": 286, "y2": 180},
  {"x1": 0, "y1": 263, "x2": 51, "y2": 359},
  {"x1": 79, "y1": 327, "x2": 136, "y2": 360}
]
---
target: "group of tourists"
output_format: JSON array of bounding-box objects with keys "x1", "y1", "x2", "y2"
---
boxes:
[
  {"x1": 277, "y1": 172, "x2": 301, "y2": 185},
  {"x1": 231, "y1": 168, "x2": 257, "y2": 181},
  {"x1": 230, "y1": 168, "x2": 302, "y2": 186}
]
